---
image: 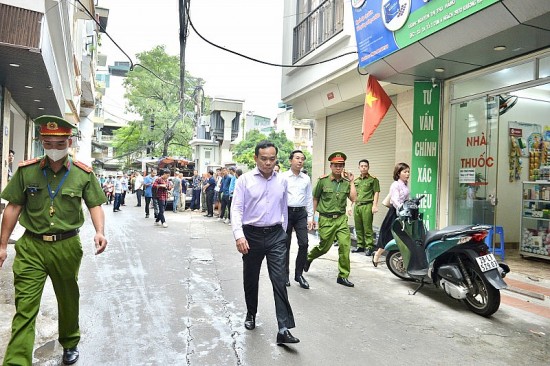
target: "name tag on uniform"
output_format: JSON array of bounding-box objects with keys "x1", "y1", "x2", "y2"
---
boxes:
[{"x1": 26, "y1": 185, "x2": 40, "y2": 195}]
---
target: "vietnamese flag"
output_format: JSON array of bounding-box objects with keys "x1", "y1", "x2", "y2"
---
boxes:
[{"x1": 362, "y1": 75, "x2": 392, "y2": 144}]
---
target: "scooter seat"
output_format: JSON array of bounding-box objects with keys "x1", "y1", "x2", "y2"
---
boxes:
[{"x1": 424, "y1": 225, "x2": 476, "y2": 245}]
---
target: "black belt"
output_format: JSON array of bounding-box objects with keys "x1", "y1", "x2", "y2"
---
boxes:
[
  {"x1": 356, "y1": 201, "x2": 373, "y2": 206},
  {"x1": 243, "y1": 224, "x2": 282, "y2": 233},
  {"x1": 319, "y1": 213, "x2": 344, "y2": 219},
  {"x1": 288, "y1": 206, "x2": 305, "y2": 212},
  {"x1": 25, "y1": 229, "x2": 79, "y2": 242}
]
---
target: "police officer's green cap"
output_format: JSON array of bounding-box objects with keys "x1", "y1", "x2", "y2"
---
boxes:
[
  {"x1": 328, "y1": 152, "x2": 347, "y2": 163},
  {"x1": 34, "y1": 115, "x2": 77, "y2": 136}
]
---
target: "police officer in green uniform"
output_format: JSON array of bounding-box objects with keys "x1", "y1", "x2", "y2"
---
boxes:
[
  {"x1": 0, "y1": 115, "x2": 107, "y2": 366},
  {"x1": 304, "y1": 152, "x2": 357, "y2": 287},
  {"x1": 352, "y1": 159, "x2": 380, "y2": 256}
]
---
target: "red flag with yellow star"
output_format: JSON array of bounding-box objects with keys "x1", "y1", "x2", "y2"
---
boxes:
[{"x1": 362, "y1": 75, "x2": 392, "y2": 144}]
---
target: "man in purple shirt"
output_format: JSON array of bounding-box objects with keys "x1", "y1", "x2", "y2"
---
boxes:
[{"x1": 231, "y1": 140, "x2": 299, "y2": 345}]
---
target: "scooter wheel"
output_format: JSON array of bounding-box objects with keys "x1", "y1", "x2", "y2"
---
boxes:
[
  {"x1": 386, "y1": 250, "x2": 413, "y2": 281},
  {"x1": 462, "y1": 260, "x2": 501, "y2": 317}
]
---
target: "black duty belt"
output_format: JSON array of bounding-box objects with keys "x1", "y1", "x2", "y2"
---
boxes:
[
  {"x1": 243, "y1": 224, "x2": 282, "y2": 233},
  {"x1": 319, "y1": 213, "x2": 344, "y2": 219},
  {"x1": 26, "y1": 229, "x2": 80, "y2": 242},
  {"x1": 356, "y1": 201, "x2": 373, "y2": 206},
  {"x1": 288, "y1": 206, "x2": 305, "y2": 212}
]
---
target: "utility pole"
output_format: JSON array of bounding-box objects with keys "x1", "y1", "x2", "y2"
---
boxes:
[{"x1": 179, "y1": 0, "x2": 188, "y2": 117}]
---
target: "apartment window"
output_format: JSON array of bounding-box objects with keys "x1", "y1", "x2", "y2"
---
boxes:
[{"x1": 293, "y1": 0, "x2": 344, "y2": 63}]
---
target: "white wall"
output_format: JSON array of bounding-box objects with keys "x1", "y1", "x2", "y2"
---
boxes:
[
  {"x1": 77, "y1": 115, "x2": 94, "y2": 166},
  {"x1": 9, "y1": 108, "x2": 25, "y2": 165}
]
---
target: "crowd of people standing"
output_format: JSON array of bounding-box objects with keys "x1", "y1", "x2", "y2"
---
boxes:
[{"x1": 95, "y1": 166, "x2": 247, "y2": 227}]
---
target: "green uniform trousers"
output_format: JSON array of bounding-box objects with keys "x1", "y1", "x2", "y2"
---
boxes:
[
  {"x1": 354, "y1": 203, "x2": 375, "y2": 249},
  {"x1": 3, "y1": 234, "x2": 83, "y2": 366},
  {"x1": 307, "y1": 214, "x2": 351, "y2": 278}
]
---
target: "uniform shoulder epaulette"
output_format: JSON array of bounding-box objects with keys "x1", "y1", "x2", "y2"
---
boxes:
[
  {"x1": 319, "y1": 174, "x2": 329, "y2": 179},
  {"x1": 18, "y1": 157, "x2": 41, "y2": 167},
  {"x1": 73, "y1": 160, "x2": 93, "y2": 173}
]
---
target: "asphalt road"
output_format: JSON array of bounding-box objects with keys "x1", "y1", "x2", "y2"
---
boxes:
[{"x1": 0, "y1": 197, "x2": 548, "y2": 365}]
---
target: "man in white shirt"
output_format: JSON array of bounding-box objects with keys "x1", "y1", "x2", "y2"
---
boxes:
[
  {"x1": 113, "y1": 172, "x2": 124, "y2": 212},
  {"x1": 281, "y1": 150, "x2": 314, "y2": 289},
  {"x1": 134, "y1": 171, "x2": 144, "y2": 207}
]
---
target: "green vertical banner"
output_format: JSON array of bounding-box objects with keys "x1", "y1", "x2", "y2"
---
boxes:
[{"x1": 411, "y1": 81, "x2": 440, "y2": 230}]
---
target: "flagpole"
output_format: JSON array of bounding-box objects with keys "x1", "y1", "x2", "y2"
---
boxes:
[{"x1": 390, "y1": 101, "x2": 413, "y2": 135}]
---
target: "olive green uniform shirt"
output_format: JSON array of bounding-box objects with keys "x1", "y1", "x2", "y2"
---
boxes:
[
  {"x1": 1, "y1": 156, "x2": 106, "y2": 234},
  {"x1": 312, "y1": 175, "x2": 351, "y2": 214},
  {"x1": 354, "y1": 174, "x2": 380, "y2": 202}
]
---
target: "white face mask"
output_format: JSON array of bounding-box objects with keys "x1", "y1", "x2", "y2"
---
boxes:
[{"x1": 44, "y1": 148, "x2": 68, "y2": 162}]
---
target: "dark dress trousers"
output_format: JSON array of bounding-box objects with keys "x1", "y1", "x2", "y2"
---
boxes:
[
  {"x1": 285, "y1": 207, "x2": 309, "y2": 278},
  {"x1": 242, "y1": 224, "x2": 295, "y2": 330}
]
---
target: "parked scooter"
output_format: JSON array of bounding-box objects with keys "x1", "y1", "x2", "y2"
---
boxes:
[{"x1": 384, "y1": 195, "x2": 510, "y2": 317}]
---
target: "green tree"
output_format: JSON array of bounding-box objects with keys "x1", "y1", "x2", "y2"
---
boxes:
[
  {"x1": 232, "y1": 130, "x2": 312, "y2": 175},
  {"x1": 113, "y1": 45, "x2": 206, "y2": 160},
  {"x1": 233, "y1": 130, "x2": 267, "y2": 169}
]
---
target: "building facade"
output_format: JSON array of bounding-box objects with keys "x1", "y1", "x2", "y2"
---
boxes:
[
  {"x1": 0, "y1": 0, "x2": 106, "y2": 191},
  {"x1": 281, "y1": 0, "x2": 550, "y2": 256}
]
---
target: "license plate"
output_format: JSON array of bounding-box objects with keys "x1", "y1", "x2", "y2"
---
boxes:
[{"x1": 475, "y1": 253, "x2": 498, "y2": 272}]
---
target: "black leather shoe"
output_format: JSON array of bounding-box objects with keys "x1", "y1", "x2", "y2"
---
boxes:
[
  {"x1": 295, "y1": 275, "x2": 310, "y2": 289},
  {"x1": 365, "y1": 248, "x2": 375, "y2": 256},
  {"x1": 277, "y1": 330, "x2": 300, "y2": 344},
  {"x1": 337, "y1": 277, "x2": 354, "y2": 287},
  {"x1": 62, "y1": 347, "x2": 79, "y2": 365},
  {"x1": 352, "y1": 247, "x2": 365, "y2": 253},
  {"x1": 244, "y1": 313, "x2": 255, "y2": 330},
  {"x1": 303, "y1": 260, "x2": 312, "y2": 272},
  {"x1": 285, "y1": 280, "x2": 291, "y2": 287}
]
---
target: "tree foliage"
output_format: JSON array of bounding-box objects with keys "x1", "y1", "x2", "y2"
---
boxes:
[
  {"x1": 233, "y1": 130, "x2": 312, "y2": 175},
  {"x1": 113, "y1": 45, "x2": 205, "y2": 160}
]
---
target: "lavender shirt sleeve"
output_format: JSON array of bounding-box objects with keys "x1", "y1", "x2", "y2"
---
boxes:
[{"x1": 231, "y1": 174, "x2": 246, "y2": 240}]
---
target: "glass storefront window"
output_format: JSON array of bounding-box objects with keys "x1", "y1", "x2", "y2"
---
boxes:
[
  {"x1": 452, "y1": 61, "x2": 535, "y2": 100},
  {"x1": 450, "y1": 97, "x2": 499, "y2": 225},
  {"x1": 540, "y1": 55, "x2": 550, "y2": 78}
]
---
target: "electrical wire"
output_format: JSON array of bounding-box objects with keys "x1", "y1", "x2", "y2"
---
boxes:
[
  {"x1": 75, "y1": 0, "x2": 358, "y2": 82},
  {"x1": 187, "y1": 12, "x2": 358, "y2": 68},
  {"x1": 74, "y1": 0, "x2": 134, "y2": 70}
]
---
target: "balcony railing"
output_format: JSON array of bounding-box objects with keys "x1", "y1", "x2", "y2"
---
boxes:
[{"x1": 293, "y1": 0, "x2": 344, "y2": 63}]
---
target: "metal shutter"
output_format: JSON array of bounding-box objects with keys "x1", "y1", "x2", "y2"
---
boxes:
[{"x1": 325, "y1": 104, "x2": 397, "y2": 229}]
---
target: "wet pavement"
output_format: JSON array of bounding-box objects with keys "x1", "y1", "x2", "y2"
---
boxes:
[{"x1": 0, "y1": 195, "x2": 549, "y2": 365}]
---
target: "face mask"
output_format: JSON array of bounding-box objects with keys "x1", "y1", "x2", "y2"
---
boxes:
[{"x1": 44, "y1": 148, "x2": 68, "y2": 162}]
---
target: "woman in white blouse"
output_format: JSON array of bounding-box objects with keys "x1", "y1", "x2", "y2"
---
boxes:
[{"x1": 372, "y1": 162, "x2": 411, "y2": 266}]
